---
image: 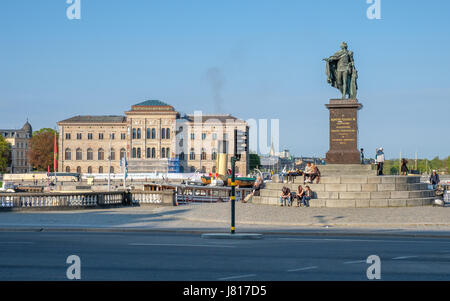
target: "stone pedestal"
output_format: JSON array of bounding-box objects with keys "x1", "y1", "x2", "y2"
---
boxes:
[{"x1": 325, "y1": 99, "x2": 362, "y2": 164}]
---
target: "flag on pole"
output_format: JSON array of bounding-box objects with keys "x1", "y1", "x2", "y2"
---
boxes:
[{"x1": 53, "y1": 132, "x2": 57, "y2": 172}]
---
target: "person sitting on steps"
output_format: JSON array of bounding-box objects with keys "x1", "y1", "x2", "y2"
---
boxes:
[
  {"x1": 301, "y1": 186, "x2": 312, "y2": 207},
  {"x1": 296, "y1": 185, "x2": 305, "y2": 207},
  {"x1": 303, "y1": 162, "x2": 314, "y2": 184},
  {"x1": 280, "y1": 186, "x2": 291, "y2": 207},
  {"x1": 310, "y1": 164, "x2": 321, "y2": 184}
]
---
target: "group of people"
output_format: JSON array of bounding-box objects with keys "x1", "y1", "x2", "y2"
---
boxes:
[
  {"x1": 303, "y1": 162, "x2": 321, "y2": 184},
  {"x1": 280, "y1": 185, "x2": 313, "y2": 207}
]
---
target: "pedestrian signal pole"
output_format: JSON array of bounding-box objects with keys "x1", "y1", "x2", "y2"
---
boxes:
[
  {"x1": 230, "y1": 128, "x2": 237, "y2": 234},
  {"x1": 230, "y1": 128, "x2": 248, "y2": 234}
]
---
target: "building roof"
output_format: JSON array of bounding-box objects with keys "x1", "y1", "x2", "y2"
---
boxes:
[
  {"x1": 58, "y1": 115, "x2": 127, "y2": 124},
  {"x1": 129, "y1": 100, "x2": 176, "y2": 112},
  {"x1": 22, "y1": 120, "x2": 32, "y2": 134},
  {"x1": 134, "y1": 100, "x2": 171, "y2": 107},
  {"x1": 185, "y1": 114, "x2": 241, "y2": 123}
]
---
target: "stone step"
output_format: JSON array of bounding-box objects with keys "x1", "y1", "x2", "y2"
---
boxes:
[
  {"x1": 251, "y1": 196, "x2": 436, "y2": 208},
  {"x1": 318, "y1": 164, "x2": 375, "y2": 175},
  {"x1": 259, "y1": 189, "x2": 434, "y2": 199},
  {"x1": 262, "y1": 182, "x2": 428, "y2": 194},
  {"x1": 287, "y1": 175, "x2": 421, "y2": 185}
]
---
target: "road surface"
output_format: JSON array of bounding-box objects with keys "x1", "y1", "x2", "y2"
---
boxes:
[{"x1": 1, "y1": 231, "x2": 450, "y2": 281}]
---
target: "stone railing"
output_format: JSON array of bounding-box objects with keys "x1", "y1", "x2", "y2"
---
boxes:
[
  {"x1": 130, "y1": 191, "x2": 175, "y2": 206},
  {"x1": 0, "y1": 189, "x2": 191, "y2": 210},
  {"x1": 0, "y1": 191, "x2": 125, "y2": 209}
]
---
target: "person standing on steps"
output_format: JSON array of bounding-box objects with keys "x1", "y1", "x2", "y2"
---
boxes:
[{"x1": 376, "y1": 147, "x2": 385, "y2": 176}]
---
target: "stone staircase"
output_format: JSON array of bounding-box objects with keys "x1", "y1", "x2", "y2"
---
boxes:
[{"x1": 251, "y1": 165, "x2": 435, "y2": 207}]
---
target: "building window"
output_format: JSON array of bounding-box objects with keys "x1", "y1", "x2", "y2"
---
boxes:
[
  {"x1": 137, "y1": 128, "x2": 141, "y2": 139},
  {"x1": 65, "y1": 148, "x2": 71, "y2": 160},
  {"x1": 87, "y1": 166, "x2": 92, "y2": 174},
  {"x1": 110, "y1": 166, "x2": 114, "y2": 173},
  {"x1": 201, "y1": 148, "x2": 207, "y2": 160},
  {"x1": 99, "y1": 166, "x2": 103, "y2": 173},
  {"x1": 166, "y1": 128, "x2": 170, "y2": 139},
  {"x1": 65, "y1": 133, "x2": 71, "y2": 140},
  {"x1": 151, "y1": 128, "x2": 156, "y2": 139},
  {"x1": 212, "y1": 166, "x2": 216, "y2": 173},
  {"x1": 190, "y1": 133, "x2": 195, "y2": 140},
  {"x1": 76, "y1": 166, "x2": 81, "y2": 174},
  {"x1": 166, "y1": 148, "x2": 170, "y2": 158},
  {"x1": 99, "y1": 133, "x2": 104, "y2": 140},
  {"x1": 110, "y1": 149, "x2": 115, "y2": 160},
  {"x1": 161, "y1": 148, "x2": 165, "y2": 158},
  {"x1": 202, "y1": 133, "x2": 206, "y2": 140},
  {"x1": 87, "y1": 148, "x2": 93, "y2": 160},
  {"x1": 76, "y1": 133, "x2": 82, "y2": 140},
  {"x1": 152, "y1": 148, "x2": 156, "y2": 158},
  {"x1": 98, "y1": 148, "x2": 104, "y2": 160},
  {"x1": 132, "y1": 128, "x2": 136, "y2": 139},
  {"x1": 132, "y1": 148, "x2": 136, "y2": 158},
  {"x1": 146, "y1": 128, "x2": 151, "y2": 139},
  {"x1": 146, "y1": 148, "x2": 151, "y2": 158},
  {"x1": 137, "y1": 147, "x2": 141, "y2": 158},
  {"x1": 88, "y1": 133, "x2": 93, "y2": 140},
  {"x1": 189, "y1": 148, "x2": 195, "y2": 160},
  {"x1": 76, "y1": 148, "x2": 82, "y2": 160},
  {"x1": 65, "y1": 166, "x2": 70, "y2": 173},
  {"x1": 212, "y1": 133, "x2": 217, "y2": 140},
  {"x1": 211, "y1": 149, "x2": 217, "y2": 161},
  {"x1": 161, "y1": 128, "x2": 165, "y2": 139},
  {"x1": 110, "y1": 133, "x2": 115, "y2": 140},
  {"x1": 120, "y1": 148, "x2": 126, "y2": 160}
]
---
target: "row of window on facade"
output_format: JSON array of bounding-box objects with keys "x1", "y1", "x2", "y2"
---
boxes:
[
  {"x1": 132, "y1": 147, "x2": 171, "y2": 159},
  {"x1": 64, "y1": 148, "x2": 222, "y2": 161},
  {"x1": 65, "y1": 166, "x2": 115, "y2": 174},
  {"x1": 186, "y1": 148, "x2": 218, "y2": 161},
  {"x1": 2, "y1": 132, "x2": 30, "y2": 139},
  {"x1": 131, "y1": 148, "x2": 220, "y2": 161},
  {"x1": 132, "y1": 128, "x2": 171, "y2": 140},
  {"x1": 190, "y1": 133, "x2": 223, "y2": 140},
  {"x1": 64, "y1": 148, "x2": 126, "y2": 161},
  {"x1": 65, "y1": 133, "x2": 126, "y2": 140}
]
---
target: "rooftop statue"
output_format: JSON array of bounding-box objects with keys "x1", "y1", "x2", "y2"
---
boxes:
[{"x1": 323, "y1": 42, "x2": 358, "y2": 99}]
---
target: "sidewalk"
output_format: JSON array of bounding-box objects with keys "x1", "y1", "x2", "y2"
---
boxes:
[{"x1": 1, "y1": 203, "x2": 450, "y2": 235}]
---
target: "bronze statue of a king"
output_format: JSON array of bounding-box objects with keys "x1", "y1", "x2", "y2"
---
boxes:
[{"x1": 323, "y1": 42, "x2": 358, "y2": 99}]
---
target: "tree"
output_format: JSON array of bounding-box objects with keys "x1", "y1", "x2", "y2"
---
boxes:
[
  {"x1": 249, "y1": 153, "x2": 261, "y2": 171},
  {"x1": 0, "y1": 135, "x2": 11, "y2": 173},
  {"x1": 447, "y1": 156, "x2": 450, "y2": 174},
  {"x1": 28, "y1": 128, "x2": 58, "y2": 171}
]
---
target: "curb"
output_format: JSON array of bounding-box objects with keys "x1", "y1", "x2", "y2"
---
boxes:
[
  {"x1": 201, "y1": 233, "x2": 263, "y2": 240},
  {"x1": 1, "y1": 226, "x2": 450, "y2": 239}
]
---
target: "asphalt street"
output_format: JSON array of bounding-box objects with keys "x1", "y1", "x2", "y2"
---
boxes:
[{"x1": 1, "y1": 231, "x2": 450, "y2": 281}]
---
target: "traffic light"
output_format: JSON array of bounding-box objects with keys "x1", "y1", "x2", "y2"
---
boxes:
[{"x1": 234, "y1": 129, "x2": 248, "y2": 161}]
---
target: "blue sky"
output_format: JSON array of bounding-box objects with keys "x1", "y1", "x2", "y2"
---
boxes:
[{"x1": 0, "y1": 0, "x2": 449, "y2": 159}]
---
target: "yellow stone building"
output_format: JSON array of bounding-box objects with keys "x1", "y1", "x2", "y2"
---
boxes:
[
  {"x1": 1, "y1": 121, "x2": 33, "y2": 173},
  {"x1": 57, "y1": 100, "x2": 249, "y2": 175}
]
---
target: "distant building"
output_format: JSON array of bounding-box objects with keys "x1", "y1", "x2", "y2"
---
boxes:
[
  {"x1": 1, "y1": 120, "x2": 33, "y2": 173},
  {"x1": 57, "y1": 100, "x2": 249, "y2": 175}
]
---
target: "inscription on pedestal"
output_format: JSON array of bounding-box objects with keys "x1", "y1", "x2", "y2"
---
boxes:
[{"x1": 325, "y1": 99, "x2": 362, "y2": 164}]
